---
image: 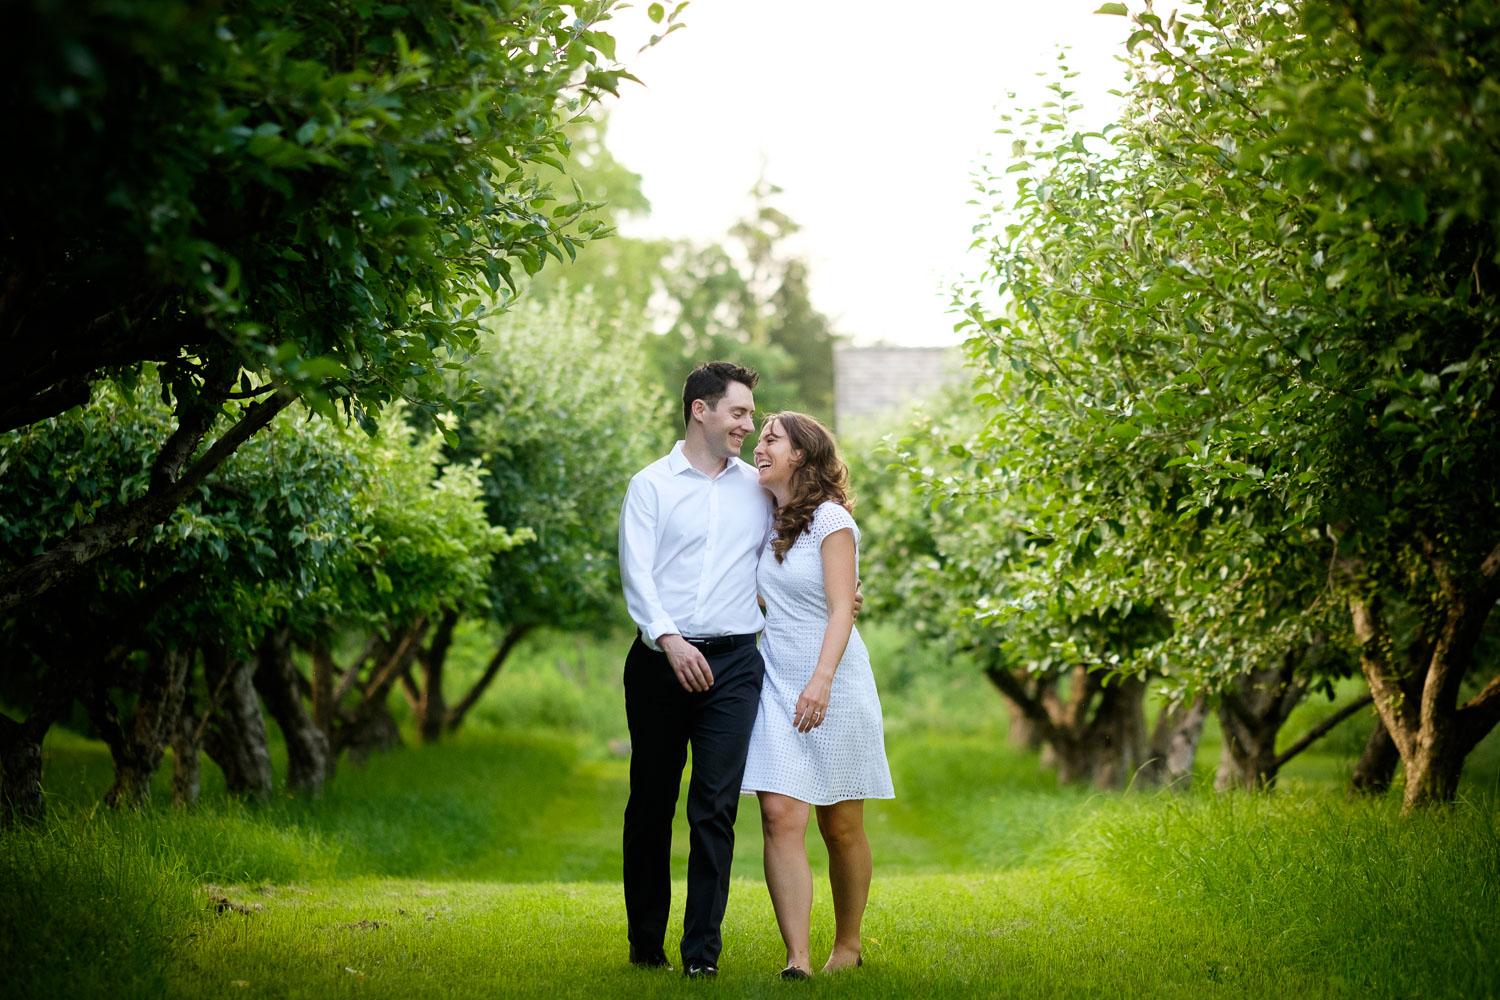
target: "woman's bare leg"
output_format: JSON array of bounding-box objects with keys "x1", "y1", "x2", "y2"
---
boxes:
[
  {"x1": 758, "y1": 791, "x2": 814, "y2": 973},
  {"x1": 815, "y1": 799, "x2": 870, "y2": 972}
]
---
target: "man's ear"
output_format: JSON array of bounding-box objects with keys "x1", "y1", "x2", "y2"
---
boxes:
[{"x1": 690, "y1": 398, "x2": 708, "y2": 424}]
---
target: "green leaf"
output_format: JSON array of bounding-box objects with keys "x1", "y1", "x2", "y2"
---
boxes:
[
  {"x1": 647, "y1": 3, "x2": 664, "y2": 22},
  {"x1": 1095, "y1": 3, "x2": 1128, "y2": 14}
]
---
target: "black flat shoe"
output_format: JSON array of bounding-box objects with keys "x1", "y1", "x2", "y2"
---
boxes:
[
  {"x1": 683, "y1": 963, "x2": 718, "y2": 979},
  {"x1": 629, "y1": 946, "x2": 672, "y2": 970},
  {"x1": 779, "y1": 966, "x2": 812, "y2": 981}
]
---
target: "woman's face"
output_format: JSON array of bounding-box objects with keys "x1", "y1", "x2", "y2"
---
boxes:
[{"x1": 753, "y1": 419, "x2": 803, "y2": 490}]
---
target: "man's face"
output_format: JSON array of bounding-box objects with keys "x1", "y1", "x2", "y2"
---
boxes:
[{"x1": 696, "y1": 381, "x2": 756, "y2": 460}]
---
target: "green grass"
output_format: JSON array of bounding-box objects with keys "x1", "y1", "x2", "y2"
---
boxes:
[{"x1": 4, "y1": 623, "x2": 1498, "y2": 999}]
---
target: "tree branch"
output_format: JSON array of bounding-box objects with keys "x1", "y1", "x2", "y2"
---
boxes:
[
  {"x1": 981, "y1": 662, "x2": 1062, "y2": 745},
  {"x1": 0, "y1": 387, "x2": 294, "y2": 614},
  {"x1": 446, "y1": 623, "x2": 535, "y2": 730},
  {"x1": 0, "y1": 377, "x2": 93, "y2": 435},
  {"x1": 1349, "y1": 592, "x2": 1418, "y2": 759},
  {"x1": 1273, "y1": 693, "x2": 1373, "y2": 769},
  {"x1": 1457, "y1": 673, "x2": 1500, "y2": 757},
  {"x1": 360, "y1": 617, "x2": 428, "y2": 708}
]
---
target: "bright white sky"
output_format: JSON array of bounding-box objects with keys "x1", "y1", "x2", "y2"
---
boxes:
[{"x1": 601, "y1": 0, "x2": 1135, "y2": 346}]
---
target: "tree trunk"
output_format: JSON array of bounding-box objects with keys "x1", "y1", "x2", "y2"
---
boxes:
[
  {"x1": 172, "y1": 693, "x2": 202, "y2": 809},
  {"x1": 1214, "y1": 701, "x2": 1281, "y2": 791},
  {"x1": 983, "y1": 661, "x2": 1149, "y2": 790},
  {"x1": 0, "y1": 714, "x2": 47, "y2": 825},
  {"x1": 334, "y1": 696, "x2": 403, "y2": 766},
  {"x1": 1002, "y1": 674, "x2": 1049, "y2": 752},
  {"x1": 1347, "y1": 537, "x2": 1500, "y2": 812},
  {"x1": 1143, "y1": 694, "x2": 1208, "y2": 789},
  {"x1": 413, "y1": 609, "x2": 459, "y2": 744},
  {"x1": 310, "y1": 643, "x2": 337, "y2": 734},
  {"x1": 1401, "y1": 724, "x2": 1467, "y2": 806},
  {"x1": 1091, "y1": 674, "x2": 1149, "y2": 790},
  {"x1": 92, "y1": 648, "x2": 191, "y2": 809},
  {"x1": 201, "y1": 645, "x2": 273, "y2": 801},
  {"x1": 1050, "y1": 737, "x2": 1095, "y2": 785},
  {"x1": 1212, "y1": 653, "x2": 1314, "y2": 792},
  {"x1": 253, "y1": 629, "x2": 330, "y2": 795},
  {"x1": 1350, "y1": 718, "x2": 1401, "y2": 796},
  {"x1": 0, "y1": 682, "x2": 73, "y2": 825}
]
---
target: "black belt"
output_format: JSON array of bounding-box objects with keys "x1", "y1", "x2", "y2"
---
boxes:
[{"x1": 681, "y1": 633, "x2": 758, "y2": 656}]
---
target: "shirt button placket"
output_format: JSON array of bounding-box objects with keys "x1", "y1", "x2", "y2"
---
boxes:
[{"x1": 696, "y1": 476, "x2": 719, "y2": 621}]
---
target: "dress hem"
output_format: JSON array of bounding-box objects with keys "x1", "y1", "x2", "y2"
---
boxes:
[{"x1": 739, "y1": 787, "x2": 895, "y2": 806}]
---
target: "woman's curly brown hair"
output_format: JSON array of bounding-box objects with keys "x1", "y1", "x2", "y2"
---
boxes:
[{"x1": 765, "y1": 411, "x2": 855, "y2": 563}]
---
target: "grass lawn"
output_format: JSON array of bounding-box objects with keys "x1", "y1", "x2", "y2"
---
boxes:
[{"x1": 3, "y1": 625, "x2": 1498, "y2": 999}]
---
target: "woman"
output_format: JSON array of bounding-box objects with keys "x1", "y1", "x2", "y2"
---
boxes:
[{"x1": 741, "y1": 411, "x2": 895, "y2": 979}]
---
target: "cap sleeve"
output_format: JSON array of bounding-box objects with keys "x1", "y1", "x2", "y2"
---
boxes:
[{"x1": 810, "y1": 502, "x2": 859, "y2": 549}]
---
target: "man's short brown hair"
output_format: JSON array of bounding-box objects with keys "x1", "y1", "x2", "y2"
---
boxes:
[{"x1": 682, "y1": 361, "x2": 759, "y2": 429}]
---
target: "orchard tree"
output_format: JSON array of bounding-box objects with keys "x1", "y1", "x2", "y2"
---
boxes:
[
  {"x1": 399, "y1": 293, "x2": 667, "y2": 741},
  {"x1": 947, "y1": 0, "x2": 1498, "y2": 808},
  {"x1": 0, "y1": 379, "x2": 509, "y2": 819},
  {"x1": 0, "y1": 0, "x2": 641, "y2": 613}
]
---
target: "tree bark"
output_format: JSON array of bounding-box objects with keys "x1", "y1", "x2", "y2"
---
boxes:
[
  {"x1": 201, "y1": 645, "x2": 273, "y2": 801},
  {"x1": 172, "y1": 692, "x2": 203, "y2": 809},
  {"x1": 334, "y1": 696, "x2": 404, "y2": 766},
  {"x1": 983, "y1": 660, "x2": 1150, "y2": 790},
  {"x1": 91, "y1": 647, "x2": 191, "y2": 809},
  {"x1": 0, "y1": 715, "x2": 46, "y2": 826},
  {"x1": 1143, "y1": 694, "x2": 1208, "y2": 789},
  {"x1": 1092, "y1": 674, "x2": 1149, "y2": 790},
  {"x1": 1215, "y1": 698, "x2": 1282, "y2": 791},
  {"x1": 412, "y1": 609, "x2": 459, "y2": 744},
  {"x1": 310, "y1": 643, "x2": 338, "y2": 733},
  {"x1": 1347, "y1": 537, "x2": 1500, "y2": 811},
  {"x1": 1350, "y1": 717, "x2": 1401, "y2": 796},
  {"x1": 0, "y1": 682, "x2": 73, "y2": 825},
  {"x1": 1212, "y1": 648, "x2": 1326, "y2": 792},
  {"x1": 324, "y1": 627, "x2": 417, "y2": 766},
  {"x1": 998, "y1": 672, "x2": 1049, "y2": 752},
  {"x1": 253, "y1": 629, "x2": 330, "y2": 796}
]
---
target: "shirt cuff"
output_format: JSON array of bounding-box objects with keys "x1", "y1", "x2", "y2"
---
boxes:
[{"x1": 643, "y1": 619, "x2": 679, "y2": 651}]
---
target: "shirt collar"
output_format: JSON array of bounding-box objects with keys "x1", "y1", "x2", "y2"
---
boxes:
[
  {"x1": 667, "y1": 441, "x2": 693, "y2": 475},
  {"x1": 668, "y1": 440, "x2": 742, "y2": 481}
]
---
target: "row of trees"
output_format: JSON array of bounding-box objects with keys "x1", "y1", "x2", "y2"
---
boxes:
[
  {"x1": 1, "y1": 301, "x2": 664, "y2": 819},
  {"x1": 1, "y1": 0, "x2": 848, "y2": 823},
  {"x1": 859, "y1": 0, "x2": 1498, "y2": 811},
  {"x1": 0, "y1": 0, "x2": 666, "y2": 821}
]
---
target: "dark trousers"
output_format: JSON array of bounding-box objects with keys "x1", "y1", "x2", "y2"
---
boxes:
[{"x1": 622, "y1": 636, "x2": 764, "y2": 967}]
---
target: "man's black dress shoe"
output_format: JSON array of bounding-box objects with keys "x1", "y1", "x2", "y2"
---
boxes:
[
  {"x1": 682, "y1": 963, "x2": 718, "y2": 979},
  {"x1": 629, "y1": 946, "x2": 672, "y2": 970}
]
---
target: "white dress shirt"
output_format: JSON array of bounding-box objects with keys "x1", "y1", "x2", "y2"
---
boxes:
[{"x1": 619, "y1": 441, "x2": 773, "y2": 647}]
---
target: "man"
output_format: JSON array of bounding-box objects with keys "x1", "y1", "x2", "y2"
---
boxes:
[{"x1": 618, "y1": 361, "x2": 770, "y2": 979}]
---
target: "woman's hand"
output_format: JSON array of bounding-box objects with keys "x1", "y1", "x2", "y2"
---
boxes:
[{"x1": 794, "y1": 675, "x2": 832, "y2": 732}]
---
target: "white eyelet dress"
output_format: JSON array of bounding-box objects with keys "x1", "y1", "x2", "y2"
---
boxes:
[{"x1": 741, "y1": 501, "x2": 895, "y2": 805}]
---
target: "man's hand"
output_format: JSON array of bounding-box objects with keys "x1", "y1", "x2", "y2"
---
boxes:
[
  {"x1": 851, "y1": 578, "x2": 865, "y2": 619},
  {"x1": 658, "y1": 634, "x2": 714, "y2": 692}
]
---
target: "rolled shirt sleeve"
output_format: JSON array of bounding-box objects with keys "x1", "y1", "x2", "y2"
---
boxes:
[{"x1": 619, "y1": 475, "x2": 678, "y2": 645}]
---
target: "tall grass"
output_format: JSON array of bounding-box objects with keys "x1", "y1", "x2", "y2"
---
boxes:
[
  {"x1": 1084, "y1": 792, "x2": 1500, "y2": 997},
  {"x1": 4, "y1": 622, "x2": 1498, "y2": 998},
  {"x1": 0, "y1": 816, "x2": 196, "y2": 1000}
]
